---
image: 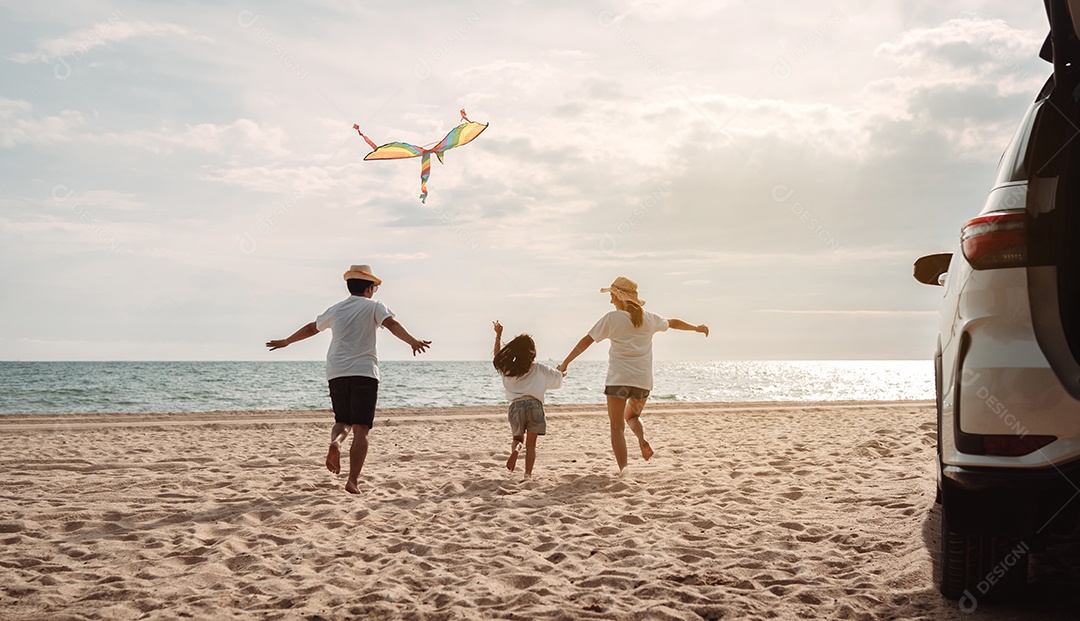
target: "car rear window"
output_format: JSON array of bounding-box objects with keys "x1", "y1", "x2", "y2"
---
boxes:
[
  {"x1": 994, "y1": 97, "x2": 1043, "y2": 186},
  {"x1": 994, "y1": 77, "x2": 1057, "y2": 186}
]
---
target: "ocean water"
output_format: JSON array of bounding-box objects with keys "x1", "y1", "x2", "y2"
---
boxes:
[{"x1": 0, "y1": 360, "x2": 933, "y2": 414}]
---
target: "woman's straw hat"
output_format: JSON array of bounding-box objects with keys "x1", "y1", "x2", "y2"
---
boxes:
[
  {"x1": 601, "y1": 276, "x2": 645, "y2": 306},
  {"x1": 343, "y1": 264, "x2": 382, "y2": 285}
]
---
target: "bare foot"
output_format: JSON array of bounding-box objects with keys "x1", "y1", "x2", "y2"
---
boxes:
[
  {"x1": 345, "y1": 479, "x2": 360, "y2": 494},
  {"x1": 326, "y1": 443, "x2": 341, "y2": 474},
  {"x1": 640, "y1": 440, "x2": 654, "y2": 461},
  {"x1": 506, "y1": 449, "x2": 519, "y2": 472}
]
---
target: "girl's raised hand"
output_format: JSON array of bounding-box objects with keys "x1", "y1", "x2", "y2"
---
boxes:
[{"x1": 493, "y1": 320, "x2": 504, "y2": 336}]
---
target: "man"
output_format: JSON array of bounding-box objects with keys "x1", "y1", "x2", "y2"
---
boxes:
[{"x1": 266, "y1": 264, "x2": 431, "y2": 494}]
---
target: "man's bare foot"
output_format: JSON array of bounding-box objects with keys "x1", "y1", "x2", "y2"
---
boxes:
[
  {"x1": 345, "y1": 479, "x2": 360, "y2": 494},
  {"x1": 506, "y1": 449, "x2": 519, "y2": 472},
  {"x1": 640, "y1": 440, "x2": 654, "y2": 461},
  {"x1": 326, "y1": 443, "x2": 341, "y2": 474}
]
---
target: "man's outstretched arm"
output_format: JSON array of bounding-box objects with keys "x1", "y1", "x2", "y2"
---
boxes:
[
  {"x1": 383, "y1": 317, "x2": 432, "y2": 356},
  {"x1": 266, "y1": 322, "x2": 319, "y2": 351}
]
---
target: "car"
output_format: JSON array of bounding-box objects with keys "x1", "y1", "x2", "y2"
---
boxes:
[{"x1": 913, "y1": 0, "x2": 1080, "y2": 601}]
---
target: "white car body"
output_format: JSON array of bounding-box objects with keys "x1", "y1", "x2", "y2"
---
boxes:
[
  {"x1": 937, "y1": 176, "x2": 1080, "y2": 469},
  {"x1": 916, "y1": 1, "x2": 1080, "y2": 599}
]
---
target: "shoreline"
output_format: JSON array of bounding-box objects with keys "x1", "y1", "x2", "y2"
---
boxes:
[
  {"x1": 3, "y1": 400, "x2": 1076, "y2": 620},
  {"x1": 0, "y1": 399, "x2": 935, "y2": 427}
]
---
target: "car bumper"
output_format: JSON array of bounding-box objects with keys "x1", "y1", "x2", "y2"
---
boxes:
[
  {"x1": 943, "y1": 459, "x2": 1080, "y2": 492},
  {"x1": 942, "y1": 460, "x2": 1080, "y2": 534}
]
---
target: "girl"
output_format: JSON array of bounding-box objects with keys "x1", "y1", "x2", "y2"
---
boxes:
[
  {"x1": 493, "y1": 321, "x2": 564, "y2": 478},
  {"x1": 557, "y1": 277, "x2": 708, "y2": 472}
]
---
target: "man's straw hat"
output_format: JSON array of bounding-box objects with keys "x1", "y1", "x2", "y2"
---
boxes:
[
  {"x1": 600, "y1": 276, "x2": 644, "y2": 306},
  {"x1": 343, "y1": 264, "x2": 382, "y2": 286}
]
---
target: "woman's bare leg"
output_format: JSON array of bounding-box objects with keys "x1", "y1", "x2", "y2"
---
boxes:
[
  {"x1": 624, "y1": 397, "x2": 653, "y2": 461},
  {"x1": 606, "y1": 396, "x2": 629, "y2": 471}
]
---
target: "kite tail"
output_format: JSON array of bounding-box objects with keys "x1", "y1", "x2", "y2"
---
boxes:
[
  {"x1": 352, "y1": 124, "x2": 378, "y2": 151},
  {"x1": 419, "y1": 152, "x2": 431, "y2": 203},
  {"x1": 460, "y1": 108, "x2": 470, "y2": 123}
]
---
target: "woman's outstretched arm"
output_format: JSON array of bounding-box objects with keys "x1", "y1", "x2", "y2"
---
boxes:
[
  {"x1": 668, "y1": 319, "x2": 709, "y2": 336},
  {"x1": 558, "y1": 335, "x2": 594, "y2": 373}
]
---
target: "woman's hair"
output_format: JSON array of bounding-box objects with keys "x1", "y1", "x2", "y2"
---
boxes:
[
  {"x1": 493, "y1": 334, "x2": 536, "y2": 378},
  {"x1": 347, "y1": 278, "x2": 374, "y2": 295},
  {"x1": 625, "y1": 300, "x2": 644, "y2": 328}
]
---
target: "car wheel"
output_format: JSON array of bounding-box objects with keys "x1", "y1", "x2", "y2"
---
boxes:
[{"x1": 939, "y1": 499, "x2": 1029, "y2": 600}]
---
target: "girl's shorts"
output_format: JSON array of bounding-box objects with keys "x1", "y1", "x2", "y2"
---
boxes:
[
  {"x1": 508, "y1": 398, "x2": 546, "y2": 436},
  {"x1": 604, "y1": 385, "x2": 650, "y2": 400}
]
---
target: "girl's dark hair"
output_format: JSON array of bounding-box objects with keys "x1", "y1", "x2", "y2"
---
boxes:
[
  {"x1": 625, "y1": 300, "x2": 644, "y2": 328},
  {"x1": 347, "y1": 278, "x2": 374, "y2": 295},
  {"x1": 494, "y1": 334, "x2": 536, "y2": 378}
]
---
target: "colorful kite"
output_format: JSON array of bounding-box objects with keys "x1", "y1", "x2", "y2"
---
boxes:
[{"x1": 353, "y1": 109, "x2": 488, "y2": 203}]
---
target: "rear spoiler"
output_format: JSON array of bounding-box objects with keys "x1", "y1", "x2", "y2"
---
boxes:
[{"x1": 1041, "y1": 0, "x2": 1080, "y2": 70}]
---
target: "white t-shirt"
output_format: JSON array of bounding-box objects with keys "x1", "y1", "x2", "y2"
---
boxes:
[
  {"x1": 588, "y1": 309, "x2": 669, "y2": 390},
  {"x1": 315, "y1": 296, "x2": 395, "y2": 381},
  {"x1": 501, "y1": 362, "x2": 563, "y2": 403}
]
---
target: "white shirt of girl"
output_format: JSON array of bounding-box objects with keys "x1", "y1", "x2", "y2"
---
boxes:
[{"x1": 501, "y1": 362, "x2": 563, "y2": 403}]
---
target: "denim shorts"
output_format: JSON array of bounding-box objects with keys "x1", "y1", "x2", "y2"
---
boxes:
[
  {"x1": 604, "y1": 385, "x2": 651, "y2": 400},
  {"x1": 508, "y1": 398, "x2": 546, "y2": 436}
]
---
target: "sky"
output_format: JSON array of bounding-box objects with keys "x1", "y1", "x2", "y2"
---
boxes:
[{"x1": 0, "y1": 1, "x2": 1053, "y2": 362}]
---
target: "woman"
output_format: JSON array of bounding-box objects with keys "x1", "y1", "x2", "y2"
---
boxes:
[{"x1": 558, "y1": 277, "x2": 708, "y2": 471}]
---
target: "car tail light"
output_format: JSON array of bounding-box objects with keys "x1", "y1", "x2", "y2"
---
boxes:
[
  {"x1": 982, "y1": 434, "x2": 1056, "y2": 456},
  {"x1": 961, "y1": 212, "x2": 1027, "y2": 269}
]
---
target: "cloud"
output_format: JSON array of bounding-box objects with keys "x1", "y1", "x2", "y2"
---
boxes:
[
  {"x1": 0, "y1": 103, "x2": 291, "y2": 159},
  {"x1": 51, "y1": 189, "x2": 146, "y2": 211},
  {"x1": 0, "y1": 98, "x2": 33, "y2": 119},
  {"x1": 756, "y1": 309, "x2": 938, "y2": 317},
  {"x1": 505, "y1": 288, "x2": 561, "y2": 299},
  {"x1": 8, "y1": 19, "x2": 213, "y2": 64},
  {"x1": 875, "y1": 16, "x2": 1043, "y2": 83},
  {"x1": 0, "y1": 107, "x2": 85, "y2": 147},
  {"x1": 367, "y1": 252, "x2": 430, "y2": 261}
]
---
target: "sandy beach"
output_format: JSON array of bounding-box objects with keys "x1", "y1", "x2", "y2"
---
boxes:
[{"x1": 2, "y1": 401, "x2": 1078, "y2": 620}]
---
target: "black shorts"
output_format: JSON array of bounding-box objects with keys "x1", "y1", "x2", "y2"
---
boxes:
[
  {"x1": 328, "y1": 376, "x2": 379, "y2": 428},
  {"x1": 604, "y1": 385, "x2": 650, "y2": 400}
]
